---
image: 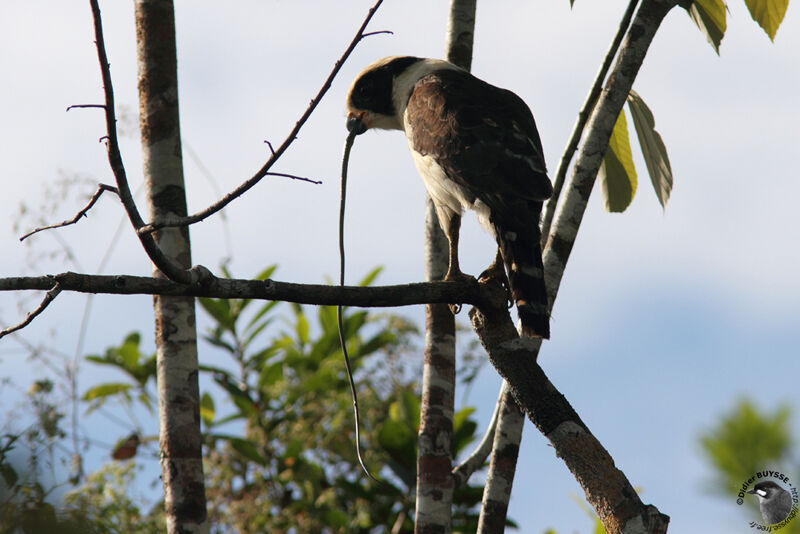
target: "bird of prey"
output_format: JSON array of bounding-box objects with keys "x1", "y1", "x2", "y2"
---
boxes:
[
  {"x1": 748, "y1": 480, "x2": 793, "y2": 525},
  {"x1": 346, "y1": 56, "x2": 553, "y2": 338}
]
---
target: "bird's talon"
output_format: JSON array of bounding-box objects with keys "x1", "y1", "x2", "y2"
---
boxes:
[{"x1": 449, "y1": 303, "x2": 462, "y2": 315}]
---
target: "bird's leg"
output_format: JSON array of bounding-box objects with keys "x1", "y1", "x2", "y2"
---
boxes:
[
  {"x1": 443, "y1": 213, "x2": 470, "y2": 282},
  {"x1": 442, "y1": 213, "x2": 471, "y2": 315},
  {"x1": 479, "y1": 248, "x2": 513, "y2": 308}
]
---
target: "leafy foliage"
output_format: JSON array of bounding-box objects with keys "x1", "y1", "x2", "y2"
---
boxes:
[
  {"x1": 75, "y1": 266, "x2": 490, "y2": 532},
  {"x1": 600, "y1": 91, "x2": 672, "y2": 212}
]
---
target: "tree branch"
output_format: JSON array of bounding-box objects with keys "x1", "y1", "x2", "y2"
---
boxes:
[
  {"x1": 468, "y1": 284, "x2": 669, "y2": 534},
  {"x1": 0, "y1": 282, "x2": 62, "y2": 340},
  {"x1": 136, "y1": 0, "x2": 387, "y2": 235},
  {"x1": 88, "y1": 0, "x2": 193, "y2": 283},
  {"x1": 540, "y1": 0, "x2": 640, "y2": 243},
  {"x1": 19, "y1": 183, "x2": 119, "y2": 241},
  {"x1": 543, "y1": 0, "x2": 679, "y2": 310},
  {"x1": 0, "y1": 272, "x2": 486, "y2": 308},
  {"x1": 452, "y1": 384, "x2": 501, "y2": 488}
]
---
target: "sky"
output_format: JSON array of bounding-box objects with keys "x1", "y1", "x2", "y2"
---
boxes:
[{"x1": 1, "y1": 1, "x2": 799, "y2": 533}]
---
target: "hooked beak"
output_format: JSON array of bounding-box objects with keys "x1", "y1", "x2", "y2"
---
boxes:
[{"x1": 346, "y1": 111, "x2": 368, "y2": 135}]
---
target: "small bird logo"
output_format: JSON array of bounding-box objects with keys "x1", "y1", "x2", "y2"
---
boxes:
[{"x1": 747, "y1": 480, "x2": 793, "y2": 525}]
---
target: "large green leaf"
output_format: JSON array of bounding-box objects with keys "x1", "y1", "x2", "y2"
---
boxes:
[
  {"x1": 744, "y1": 0, "x2": 789, "y2": 40},
  {"x1": 599, "y1": 109, "x2": 637, "y2": 213},
  {"x1": 627, "y1": 90, "x2": 673, "y2": 209},
  {"x1": 684, "y1": 0, "x2": 727, "y2": 54}
]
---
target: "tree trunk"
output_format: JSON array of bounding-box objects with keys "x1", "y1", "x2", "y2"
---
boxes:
[
  {"x1": 135, "y1": 1, "x2": 208, "y2": 532},
  {"x1": 415, "y1": 199, "x2": 457, "y2": 533}
]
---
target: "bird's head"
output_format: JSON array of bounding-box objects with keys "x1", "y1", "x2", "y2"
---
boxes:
[
  {"x1": 345, "y1": 56, "x2": 423, "y2": 135},
  {"x1": 747, "y1": 481, "x2": 784, "y2": 500}
]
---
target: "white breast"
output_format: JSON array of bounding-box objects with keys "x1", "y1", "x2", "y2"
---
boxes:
[{"x1": 406, "y1": 142, "x2": 493, "y2": 234}]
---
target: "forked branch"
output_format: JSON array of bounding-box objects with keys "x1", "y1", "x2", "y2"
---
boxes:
[
  {"x1": 137, "y1": 0, "x2": 388, "y2": 235},
  {"x1": 19, "y1": 183, "x2": 119, "y2": 242}
]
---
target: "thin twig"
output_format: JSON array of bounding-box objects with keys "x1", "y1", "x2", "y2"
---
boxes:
[
  {"x1": 88, "y1": 0, "x2": 192, "y2": 283},
  {"x1": 361, "y1": 30, "x2": 394, "y2": 38},
  {"x1": 66, "y1": 104, "x2": 106, "y2": 112},
  {"x1": 265, "y1": 172, "x2": 322, "y2": 185},
  {"x1": 452, "y1": 383, "x2": 502, "y2": 487},
  {"x1": 540, "y1": 0, "x2": 640, "y2": 244},
  {"x1": 263, "y1": 140, "x2": 276, "y2": 156},
  {"x1": 19, "y1": 183, "x2": 119, "y2": 241},
  {"x1": 138, "y1": 0, "x2": 388, "y2": 235},
  {"x1": 0, "y1": 283, "x2": 62, "y2": 340}
]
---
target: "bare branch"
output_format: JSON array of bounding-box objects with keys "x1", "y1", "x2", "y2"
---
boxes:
[
  {"x1": 66, "y1": 104, "x2": 106, "y2": 112},
  {"x1": 468, "y1": 281, "x2": 669, "y2": 534},
  {"x1": 540, "y1": 0, "x2": 640, "y2": 244},
  {"x1": 264, "y1": 172, "x2": 322, "y2": 185},
  {"x1": 452, "y1": 384, "x2": 501, "y2": 488},
  {"x1": 87, "y1": 0, "x2": 193, "y2": 283},
  {"x1": 0, "y1": 283, "x2": 62, "y2": 340},
  {"x1": 139, "y1": 0, "x2": 388, "y2": 235},
  {"x1": 0, "y1": 271, "x2": 486, "y2": 309},
  {"x1": 19, "y1": 183, "x2": 119, "y2": 241},
  {"x1": 361, "y1": 30, "x2": 394, "y2": 38}
]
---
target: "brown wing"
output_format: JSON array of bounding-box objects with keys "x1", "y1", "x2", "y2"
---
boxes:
[{"x1": 405, "y1": 69, "x2": 552, "y2": 206}]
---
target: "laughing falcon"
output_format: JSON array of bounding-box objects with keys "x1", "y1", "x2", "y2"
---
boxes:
[{"x1": 346, "y1": 56, "x2": 552, "y2": 338}]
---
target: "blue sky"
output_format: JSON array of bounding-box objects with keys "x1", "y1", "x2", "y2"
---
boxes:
[{"x1": 1, "y1": 1, "x2": 798, "y2": 532}]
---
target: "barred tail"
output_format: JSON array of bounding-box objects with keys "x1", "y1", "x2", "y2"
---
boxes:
[{"x1": 496, "y1": 222, "x2": 550, "y2": 339}]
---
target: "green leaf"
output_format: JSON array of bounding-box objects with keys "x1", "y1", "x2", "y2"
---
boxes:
[
  {"x1": 358, "y1": 266, "x2": 383, "y2": 287},
  {"x1": 684, "y1": 0, "x2": 727, "y2": 54},
  {"x1": 0, "y1": 462, "x2": 18, "y2": 488},
  {"x1": 744, "y1": 0, "x2": 788, "y2": 40},
  {"x1": 200, "y1": 392, "x2": 215, "y2": 426},
  {"x1": 627, "y1": 90, "x2": 673, "y2": 209},
  {"x1": 82, "y1": 382, "x2": 133, "y2": 401},
  {"x1": 199, "y1": 297, "x2": 235, "y2": 333},
  {"x1": 599, "y1": 109, "x2": 637, "y2": 212}
]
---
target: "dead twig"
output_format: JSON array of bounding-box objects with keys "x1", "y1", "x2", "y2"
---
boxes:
[
  {"x1": 137, "y1": 0, "x2": 388, "y2": 235},
  {"x1": 66, "y1": 104, "x2": 106, "y2": 112},
  {"x1": 19, "y1": 183, "x2": 119, "y2": 241},
  {"x1": 0, "y1": 283, "x2": 62, "y2": 340},
  {"x1": 265, "y1": 172, "x2": 322, "y2": 185}
]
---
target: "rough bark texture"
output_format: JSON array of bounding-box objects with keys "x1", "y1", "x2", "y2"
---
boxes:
[
  {"x1": 415, "y1": 198, "x2": 456, "y2": 534},
  {"x1": 476, "y1": 384, "x2": 525, "y2": 534},
  {"x1": 469, "y1": 289, "x2": 669, "y2": 534},
  {"x1": 135, "y1": 1, "x2": 208, "y2": 532}
]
